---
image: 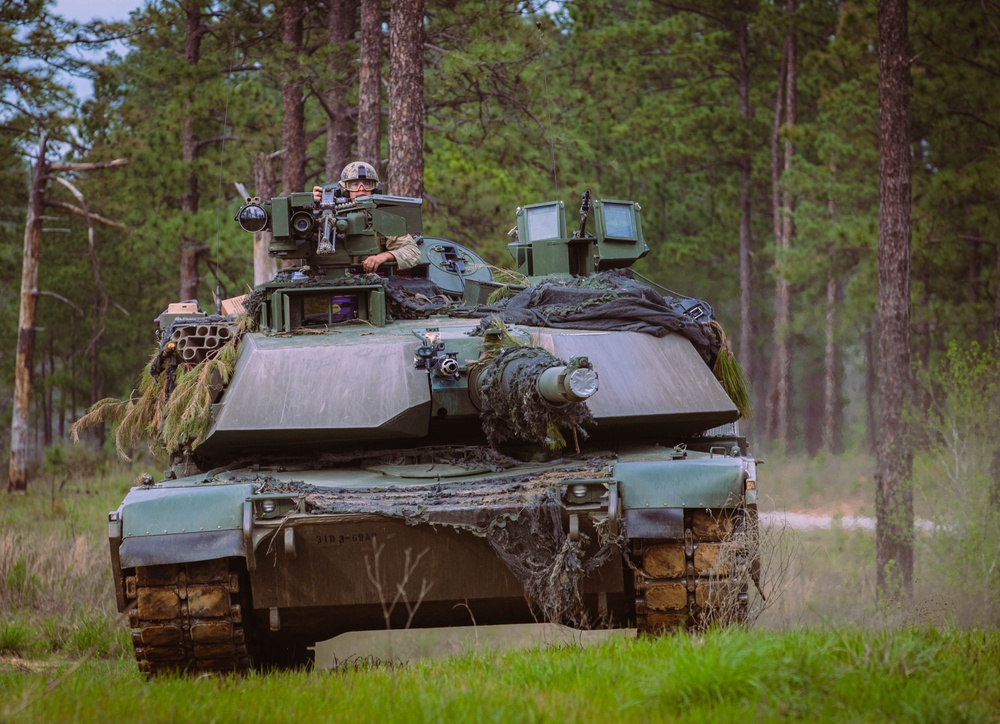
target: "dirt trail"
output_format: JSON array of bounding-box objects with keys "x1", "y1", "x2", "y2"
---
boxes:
[{"x1": 760, "y1": 511, "x2": 937, "y2": 533}]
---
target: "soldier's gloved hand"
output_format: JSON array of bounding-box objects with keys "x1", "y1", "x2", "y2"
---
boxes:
[{"x1": 363, "y1": 252, "x2": 394, "y2": 273}]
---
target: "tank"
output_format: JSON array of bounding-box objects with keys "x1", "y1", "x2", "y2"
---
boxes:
[{"x1": 95, "y1": 187, "x2": 760, "y2": 674}]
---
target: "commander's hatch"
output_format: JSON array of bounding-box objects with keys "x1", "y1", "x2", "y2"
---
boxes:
[{"x1": 261, "y1": 193, "x2": 423, "y2": 272}]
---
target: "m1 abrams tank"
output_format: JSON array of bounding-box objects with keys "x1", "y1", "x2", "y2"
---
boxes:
[{"x1": 99, "y1": 186, "x2": 759, "y2": 674}]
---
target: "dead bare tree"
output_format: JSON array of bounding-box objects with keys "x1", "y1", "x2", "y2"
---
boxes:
[{"x1": 7, "y1": 134, "x2": 127, "y2": 492}]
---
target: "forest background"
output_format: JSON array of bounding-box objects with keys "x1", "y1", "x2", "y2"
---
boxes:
[{"x1": 2, "y1": 0, "x2": 999, "y2": 483}]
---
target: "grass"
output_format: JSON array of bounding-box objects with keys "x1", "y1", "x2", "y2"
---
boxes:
[
  {"x1": 0, "y1": 460, "x2": 135, "y2": 661},
  {"x1": 1, "y1": 452, "x2": 998, "y2": 720},
  {"x1": 1, "y1": 628, "x2": 998, "y2": 722}
]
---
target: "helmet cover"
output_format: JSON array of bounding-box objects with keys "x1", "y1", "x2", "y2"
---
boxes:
[{"x1": 340, "y1": 161, "x2": 379, "y2": 183}]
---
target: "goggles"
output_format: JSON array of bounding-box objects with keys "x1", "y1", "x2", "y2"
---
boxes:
[{"x1": 344, "y1": 178, "x2": 377, "y2": 192}]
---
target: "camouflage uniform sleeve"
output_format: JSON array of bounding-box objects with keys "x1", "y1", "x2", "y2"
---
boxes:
[{"x1": 384, "y1": 233, "x2": 423, "y2": 270}]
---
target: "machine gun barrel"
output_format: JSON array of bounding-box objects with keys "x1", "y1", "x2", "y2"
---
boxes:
[{"x1": 574, "y1": 189, "x2": 592, "y2": 239}]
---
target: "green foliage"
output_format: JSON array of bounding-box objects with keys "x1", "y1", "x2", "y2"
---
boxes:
[
  {"x1": 909, "y1": 338, "x2": 1000, "y2": 625},
  {"x1": 40, "y1": 617, "x2": 68, "y2": 653},
  {"x1": 4, "y1": 556, "x2": 41, "y2": 603},
  {"x1": 0, "y1": 619, "x2": 34, "y2": 656},
  {"x1": 66, "y1": 614, "x2": 119, "y2": 658}
]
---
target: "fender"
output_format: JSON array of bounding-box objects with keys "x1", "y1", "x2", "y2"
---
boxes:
[
  {"x1": 115, "y1": 481, "x2": 257, "y2": 567},
  {"x1": 614, "y1": 456, "x2": 751, "y2": 539}
]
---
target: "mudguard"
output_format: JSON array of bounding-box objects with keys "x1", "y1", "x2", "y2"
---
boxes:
[{"x1": 116, "y1": 482, "x2": 256, "y2": 568}]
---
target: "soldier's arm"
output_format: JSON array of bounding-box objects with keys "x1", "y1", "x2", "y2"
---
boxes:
[{"x1": 385, "y1": 234, "x2": 422, "y2": 270}]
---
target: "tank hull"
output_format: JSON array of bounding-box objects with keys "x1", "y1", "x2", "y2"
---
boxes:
[{"x1": 111, "y1": 443, "x2": 758, "y2": 673}]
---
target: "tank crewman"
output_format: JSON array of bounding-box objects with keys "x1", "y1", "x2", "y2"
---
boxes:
[{"x1": 312, "y1": 161, "x2": 423, "y2": 273}]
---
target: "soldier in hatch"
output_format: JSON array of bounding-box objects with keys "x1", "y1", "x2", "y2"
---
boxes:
[{"x1": 312, "y1": 161, "x2": 422, "y2": 273}]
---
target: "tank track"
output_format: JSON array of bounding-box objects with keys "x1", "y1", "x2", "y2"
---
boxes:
[
  {"x1": 125, "y1": 558, "x2": 251, "y2": 675},
  {"x1": 632, "y1": 506, "x2": 756, "y2": 632}
]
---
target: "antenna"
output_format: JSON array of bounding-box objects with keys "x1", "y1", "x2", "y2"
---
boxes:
[
  {"x1": 536, "y1": 19, "x2": 559, "y2": 198},
  {"x1": 212, "y1": 28, "x2": 238, "y2": 315}
]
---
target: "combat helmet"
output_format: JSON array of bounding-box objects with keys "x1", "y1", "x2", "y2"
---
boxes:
[{"x1": 341, "y1": 161, "x2": 379, "y2": 183}]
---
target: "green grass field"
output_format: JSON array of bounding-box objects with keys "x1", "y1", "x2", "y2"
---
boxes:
[
  {"x1": 3, "y1": 628, "x2": 998, "y2": 722},
  {"x1": 2, "y1": 452, "x2": 998, "y2": 721}
]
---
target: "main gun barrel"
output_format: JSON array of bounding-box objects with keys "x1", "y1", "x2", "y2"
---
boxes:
[{"x1": 475, "y1": 348, "x2": 599, "y2": 406}]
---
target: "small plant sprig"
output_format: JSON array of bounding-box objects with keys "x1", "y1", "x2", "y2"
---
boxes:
[{"x1": 707, "y1": 320, "x2": 752, "y2": 420}]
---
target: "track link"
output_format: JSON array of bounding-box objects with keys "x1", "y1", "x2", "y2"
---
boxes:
[
  {"x1": 633, "y1": 506, "x2": 756, "y2": 632},
  {"x1": 125, "y1": 558, "x2": 251, "y2": 675}
]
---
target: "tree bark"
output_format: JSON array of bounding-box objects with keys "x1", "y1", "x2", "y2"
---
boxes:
[
  {"x1": 768, "y1": 5, "x2": 794, "y2": 448},
  {"x1": 388, "y1": 0, "x2": 424, "y2": 198},
  {"x1": 876, "y1": 0, "x2": 914, "y2": 600},
  {"x1": 864, "y1": 320, "x2": 877, "y2": 454},
  {"x1": 822, "y1": 181, "x2": 842, "y2": 454},
  {"x1": 995, "y1": 236, "x2": 1000, "y2": 335},
  {"x1": 281, "y1": 0, "x2": 307, "y2": 195},
  {"x1": 178, "y1": 3, "x2": 208, "y2": 300},
  {"x1": 325, "y1": 0, "x2": 358, "y2": 181},
  {"x1": 736, "y1": 10, "x2": 755, "y2": 429},
  {"x1": 9, "y1": 134, "x2": 48, "y2": 492},
  {"x1": 358, "y1": 0, "x2": 383, "y2": 169},
  {"x1": 44, "y1": 333, "x2": 53, "y2": 447},
  {"x1": 822, "y1": 267, "x2": 842, "y2": 453},
  {"x1": 179, "y1": 4, "x2": 208, "y2": 302}
]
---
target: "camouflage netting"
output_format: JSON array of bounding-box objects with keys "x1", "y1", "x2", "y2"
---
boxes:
[
  {"x1": 305, "y1": 444, "x2": 524, "y2": 471},
  {"x1": 244, "y1": 453, "x2": 617, "y2": 627},
  {"x1": 71, "y1": 315, "x2": 242, "y2": 458},
  {"x1": 471, "y1": 269, "x2": 720, "y2": 364},
  {"x1": 476, "y1": 346, "x2": 595, "y2": 450}
]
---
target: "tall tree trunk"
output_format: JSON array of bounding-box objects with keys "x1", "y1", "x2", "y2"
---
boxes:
[
  {"x1": 994, "y1": 235, "x2": 1000, "y2": 335},
  {"x1": 768, "y1": 9, "x2": 793, "y2": 448},
  {"x1": 822, "y1": 267, "x2": 842, "y2": 453},
  {"x1": 358, "y1": 0, "x2": 383, "y2": 169},
  {"x1": 326, "y1": 0, "x2": 358, "y2": 181},
  {"x1": 9, "y1": 134, "x2": 48, "y2": 493},
  {"x1": 281, "y1": 0, "x2": 307, "y2": 195},
  {"x1": 43, "y1": 332, "x2": 53, "y2": 447},
  {"x1": 967, "y1": 238, "x2": 986, "y2": 345},
  {"x1": 864, "y1": 320, "x2": 877, "y2": 453},
  {"x1": 388, "y1": 0, "x2": 424, "y2": 198},
  {"x1": 736, "y1": 9, "x2": 755, "y2": 431},
  {"x1": 179, "y1": 4, "x2": 207, "y2": 302},
  {"x1": 822, "y1": 182, "x2": 842, "y2": 454},
  {"x1": 58, "y1": 337, "x2": 65, "y2": 440},
  {"x1": 777, "y1": 0, "x2": 797, "y2": 447},
  {"x1": 253, "y1": 153, "x2": 278, "y2": 285},
  {"x1": 876, "y1": 0, "x2": 914, "y2": 600}
]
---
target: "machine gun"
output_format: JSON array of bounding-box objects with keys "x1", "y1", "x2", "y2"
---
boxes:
[
  {"x1": 316, "y1": 186, "x2": 343, "y2": 254},
  {"x1": 573, "y1": 189, "x2": 592, "y2": 240},
  {"x1": 235, "y1": 189, "x2": 423, "y2": 272}
]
